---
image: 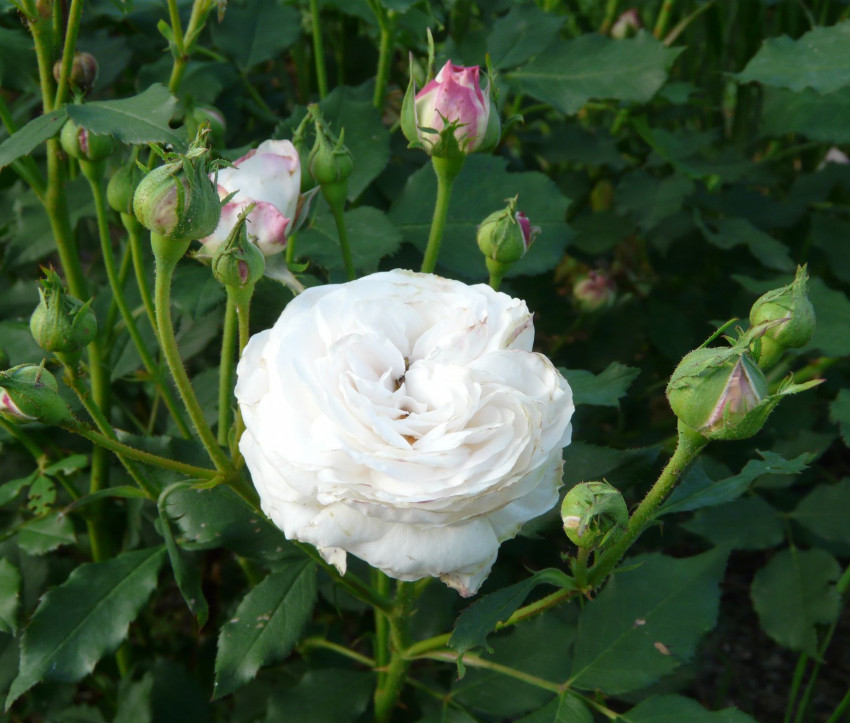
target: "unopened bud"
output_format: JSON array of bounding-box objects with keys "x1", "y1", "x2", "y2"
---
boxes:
[
  {"x1": 211, "y1": 206, "x2": 265, "y2": 291},
  {"x1": 0, "y1": 364, "x2": 70, "y2": 425},
  {"x1": 749, "y1": 266, "x2": 815, "y2": 368},
  {"x1": 59, "y1": 119, "x2": 114, "y2": 162},
  {"x1": 308, "y1": 105, "x2": 354, "y2": 210},
  {"x1": 30, "y1": 268, "x2": 97, "y2": 355},
  {"x1": 133, "y1": 150, "x2": 221, "y2": 245},
  {"x1": 561, "y1": 481, "x2": 628, "y2": 549},
  {"x1": 573, "y1": 271, "x2": 616, "y2": 312},
  {"x1": 53, "y1": 52, "x2": 98, "y2": 94},
  {"x1": 107, "y1": 160, "x2": 145, "y2": 215},
  {"x1": 477, "y1": 197, "x2": 538, "y2": 271},
  {"x1": 611, "y1": 9, "x2": 642, "y2": 39}
]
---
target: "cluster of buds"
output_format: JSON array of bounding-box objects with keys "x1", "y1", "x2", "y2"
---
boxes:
[
  {"x1": 0, "y1": 364, "x2": 70, "y2": 426},
  {"x1": 402, "y1": 59, "x2": 500, "y2": 159},
  {"x1": 561, "y1": 481, "x2": 628, "y2": 550},
  {"x1": 29, "y1": 268, "x2": 97, "y2": 360}
]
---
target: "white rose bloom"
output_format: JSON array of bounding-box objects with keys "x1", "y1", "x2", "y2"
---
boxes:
[{"x1": 235, "y1": 270, "x2": 574, "y2": 596}]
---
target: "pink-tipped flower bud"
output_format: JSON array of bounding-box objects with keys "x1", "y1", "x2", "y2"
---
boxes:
[
  {"x1": 402, "y1": 59, "x2": 500, "y2": 158},
  {"x1": 198, "y1": 139, "x2": 317, "y2": 259},
  {"x1": 749, "y1": 266, "x2": 815, "y2": 368},
  {"x1": 211, "y1": 206, "x2": 266, "y2": 291},
  {"x1": 561, "y1": 481, "x2": 628, "y2": 550},
  {"x1": 667, "y1": 330, "x2": 821, "y2": 441},
  {"x1": 53, "y1": 51, "x2": 98, "y2": 94},
  {"x1": 610, "y1": 9, "x2": 643, "y2": 39},
  {"x1": 477, "y1": 197, "x2": 538, "y2": 265},
  {"x1": 573, "y1": 271, "x2": 617, "y2": 312},
  {"x1": 59, "y1": 119, "x2": 114, "y2": 162},
  {"x1": 0, "y1": 364, "x2": 70, "y2": 425}
]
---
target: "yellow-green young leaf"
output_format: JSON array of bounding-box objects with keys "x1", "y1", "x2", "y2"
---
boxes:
[
  {"x1": 0, "y1": 560, "x2": 21, "y2": 636},
  {"x1": 569, "y1": 548, "x2": 728, "y2": 694},
  {"x1": 751, "y1": 548, "x2": 841, "y2": 657},
  {"x1": 5, "y1": 547, "x2": 166, "y2": 709},
  {"x1": 617, "y1": 694, "x2": 757, "y2": 722},
  {"x1": 737, "y1": 21, "x2": 850, "y2": 94},
  {"x1": 213, "y1": 559, "x2": 317, "y2": 699},
  {"x1": 508, "y1": 32, "x2": 683, "y2": 115},
  {"x1": 515, "y1": 694, "x2": 593, "y2": 723}
]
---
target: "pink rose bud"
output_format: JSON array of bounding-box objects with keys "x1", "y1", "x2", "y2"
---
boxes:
[
  {"x1": 573, "y1": 271, "x2": 617, "y2": 312},
  {"x1": 200, "y1": 139, "x2": 316, "y2": 258},
  {"x1": 402, "y1": 59, "x2": 500, "y2": 157},
  {"x1": 610, "y1": 9, "x2": 643, "y2": 39}
]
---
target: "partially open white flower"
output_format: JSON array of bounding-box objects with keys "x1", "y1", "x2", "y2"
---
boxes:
[{"x1": 235, "y1": 270, "x2": 574, "y2": 596}]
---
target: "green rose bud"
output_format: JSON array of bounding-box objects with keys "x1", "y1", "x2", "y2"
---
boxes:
[
  {"x1": 561, "y1": 481, "x2": 628, "y2": 549},
  {"x1": 749, "y1": 266, "x2": 815, "y2": 369},
  {"x1": 30, "y1": 268, "x2": 97, "y2": 355},
  {"x1": 59, "y1": 118, "x2": 114, "y2": 162},
  {"x1": 308, "y1": 105, "x2": 354, "y2": 210},
  {"x1": 667, "y1": 330, "x2": 821, "y2": 441},
  {"x1": 133, "y1": 147, "x2": 221, "y2": 245},
  {"x1": 211, "y1": 205, "x2": 266, "y2": 292},
  {"x1": 53, "y1": 51, "x2": 98, "y2": 94},
  {"x1": 477, "y1": 196, "x2": 538, "y2": 266},
  {"x1": 107, "y1": 159, "x2": 145, "y2": 215},
  {"x1": 0, "y1": 364, "x2": 70, "y2": 425}
]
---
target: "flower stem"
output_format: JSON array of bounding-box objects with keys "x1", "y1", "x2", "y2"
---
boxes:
[
  {"x1": 218, "y1": 295, "x2": 237, "y2": 446},
  {"x1": 168, "y1": 0, "x2": 212, "y2": 94},
  {"x1": 309, "y1": 0, "x2": 328, "y2": 99},
  {"x1": 370, "y1": 3, "x2": 396, "y2": 110},
  {"x1": 62, "y1": 418, "x2": 219, "y2": 479},
  {"x1": 599, "y1": 0, "x2": 621, "y2": 33},
  {"x1": 653, "y1": 0, "x2": 678, "y2": 38},
  {"x1": 152, "y1": 236, "x2": 232, "y2": 472},
  {"x1": 122, "y1": 213, "x2": 158, "y2": 339},
  {"x1": 588, "y1": 421, "x2": 708, "y2": 587},
  {"x1": 420, "y1": 156, "x2": 462, "y2": 274},
  {"x1": 83, "y1": 166, "x2": 193, "y2": 440},
  {"x1": 52, "y1": 0, "x2": 84, "y2": 107},
  {"x1": 330, "y1": 203, "x2": 355, "y2": 281},
  {"x1": 374, "y1": 582, "x2": 416, "y2": 723}
]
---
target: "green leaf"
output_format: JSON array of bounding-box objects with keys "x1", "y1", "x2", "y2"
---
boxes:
[
  {"x1": 42, "y1": 454, "x2": 89, "y2": 476},
  {"x1": 164, "y1": 484, "x2": 291, "y2": 560},
  {"x1": 0, "y1": 108, "x2": 68, "y2": 170},
  {"x1": 17, "y1": 513, "x2": 76, "y2": 556},
  {"x1": 806, "y1": 277, "x2": 850, "y2": 357},
  {"x1": 761, "y1": 86, "x2": 850, "y2": 143},
  {"x1": 681, "y1": 496, "x2": 785, "y2": 550},
  {"x1": 569, "y1": 548, "x2": 728, "y2": 694},
  {"x1": 751, "y1": 548, "x2": 841, "y2": 657},
  {"x1": 27, "y1": 475, "x2": 56, "y2": 516},
  {"x1": 791, "y1": 479, "x2": 850, "y2": 544},
  {"x1": 298, "y1": 206, "x2": 401, "y2": 274},
  {"x1": 487, "y1": 4, "x2": 565, "y2": 70},
  {"x1": 66, "y1": 85, "x2": 184, "y2": 149},
  {"x1": 449, "y1": 569, "x2": 575, "y2": 668},
  {"x1": 158, "y1": 497, "x2": 209, "y2": 627},
  {"x1": 561, "y1": 363, "x2": 640, "y2": 407},
  {"x1": 389, "y1": 155, "x2": 571, "y2": 279},
  {"x1": 617, "y1": 171, "x2": 695, "y2": 232},
  {"x1": 210, "y1": 0, "x2": 300, "y2": 69},
  {"x1": 696, "y1": 216, "x2": 794, "y2": 272},
  {"x1": 829, "y1": 389, "x2": 850, "y2": 446},
  {"x1": 0, "y1": 27, "x2": 36, "y2": 89},
  {"x1": 737, "y1": 22, "x2": 850, "y2": 94},
  {"x1": 617, "y1": 694, "x2": 757, "y2": 722},
  {"x1": 0, "y1": 560, "x2": 21, "y2": 636},
  {"x1": 661, "y1": 451, "x2": 813, "y2": 516},
  {"x1": 452, "y1": 614, "x2": 575, "y2": 717},
  {"x1": 509, "y1": 32, "x2": 683, "y2": 115},
  {"x1": 5, "y1": 547, "x2": 166, "y2": 708},
  {"x1": 562, "y1": 442, "x2": 661, "y2": 488},
  {"x1": 213, "y1": 558, "x2": 317, "y2": 698},
  {"x1": 810, "y1": 213, "x2": 850, "y2": 285},
  {"x1": 516, "y1": 694, "x2": 593, "y2": 723},
  {"x1": 0, "y1": 473, "x2": 35, "y2": 507},
  {"x1": 266, "y1": 669, "x2": 373, "y2": 723},
  {"x1": 114, "y1": 673, "x2": 154, "y2": 723}
]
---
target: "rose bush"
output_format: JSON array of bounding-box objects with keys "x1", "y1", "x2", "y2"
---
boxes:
[
  {"x1": 200, "y1": 139, "x2": 313, "y2": 257},
  {"x1": 235, "y1": 270, "x2": 574, "y2": 595}
]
